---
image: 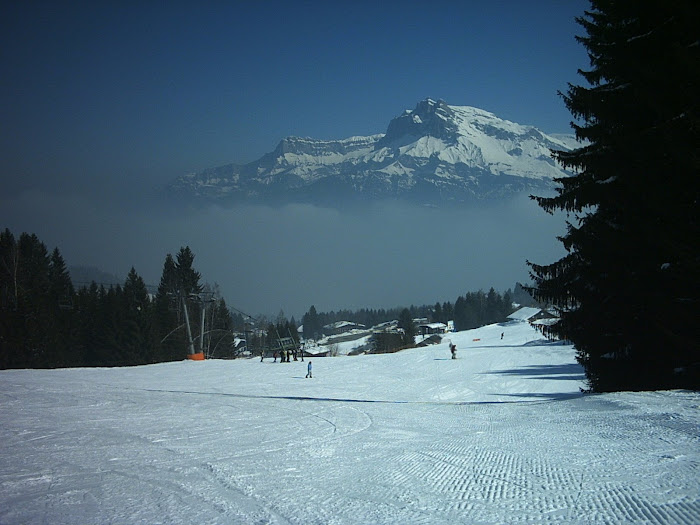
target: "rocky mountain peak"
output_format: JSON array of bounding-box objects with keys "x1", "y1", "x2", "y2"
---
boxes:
[{"x1": 378, "y1": 98, "x2": 459, "y2": 148}]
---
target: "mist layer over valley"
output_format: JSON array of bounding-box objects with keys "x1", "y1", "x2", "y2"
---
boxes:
[{"x1": 1, "y1": 189, "x2": 564, "y2": 318}]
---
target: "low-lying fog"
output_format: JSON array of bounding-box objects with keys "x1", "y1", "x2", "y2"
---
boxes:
[{"x1": 2, "y1": 190, "x2": 566, "y2": 318}]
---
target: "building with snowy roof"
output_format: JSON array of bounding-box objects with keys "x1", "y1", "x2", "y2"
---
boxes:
[
  {"x1": 418, "y1": 322, "x2": 448, "y2": 335},
  {"x1": 322, "y1": 321, "x2": 366, "y2": 336},
  {"x1": 507, "y1": 306, "x2": 557, "y2": 324}
]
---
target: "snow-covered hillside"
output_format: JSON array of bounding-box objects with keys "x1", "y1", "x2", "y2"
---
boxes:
[
  {"x1": 168, "y1": 99, "x2": 578, "y2": 206},
  {"x1": 1, "y1": 321, "x2": 698, "y2": 524}
]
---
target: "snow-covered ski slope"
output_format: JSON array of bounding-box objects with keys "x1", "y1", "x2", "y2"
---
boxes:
[{"x1": 1, "y1": 321, "x2": 698, "y2": 524}]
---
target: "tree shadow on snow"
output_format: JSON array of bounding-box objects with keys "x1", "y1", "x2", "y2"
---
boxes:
[
  {"x1": 140, "y1": 388, "x2": 571, "y2": 406},
  {"x1": 485, "y1": 363, "x2": 585, "y2": 381},
  {"x1": 470, "y1": 339, "x2": 569, "y2": 350},
  {"x1": 496, "y1": 392, "x2": 584, "y2": 402}
]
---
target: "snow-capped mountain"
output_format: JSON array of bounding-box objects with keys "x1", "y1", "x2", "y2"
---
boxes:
[{"x1": 168, "y1": 99, "x2": 578, "y2": 206}]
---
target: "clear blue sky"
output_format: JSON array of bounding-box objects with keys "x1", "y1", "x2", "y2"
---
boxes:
[{"x1": 1, "y1": 0, "x2": 589, "y2": 199}]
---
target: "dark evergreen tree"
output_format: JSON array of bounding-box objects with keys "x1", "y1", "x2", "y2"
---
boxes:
[
  {"x1": 175, "y1": 246, "x2": 203, "y2": 298},
  {"x1": 48, "y1": 248, "x2": 74, "y2": 308},
  {"x1": 528, "y1": 0, "x2": 699, "y2": 391},
  {"x1": 474, "y1": 290, "x2": 487, "y2": 327},
  {"x1": 0, "y1": 232, "x2": 77, "y2": 368},
  {"x1": 266, "y1": 322, "x2": 277, "y2": 357},
  {"x1": 156, "y1": 254, "x2": 178, "y2": 299},
  {"x1": 287, "y1": 319, "x2": 299, "y2": 344},
  {"x1": 454, "y1": 294, "x2": 480, "y2": 331},
  {"x1": 371, "y1": 331, "x2": 404, "y2": 354},
  {"x1": 0, "y1": 229, "x2": 17, "y2": 313},
  {"x1": 485, "y1": 288, "x2": 500, "y2": 325},
  {"x1": 152, "y1": 247, "x2": 204, "y2": 360},
  {"x1": 75, "y1": 282, "x2": 100, "y2": 366},
  {"x1": 15, "y1": 233, "x2": 52, "y2": 367},
  {"x1": 47, "y1": 247, "x2": 76, "y2": 366},
  {"x1": 433, "y1": 302, "x2": 444, "y2": 323},
  {"x1": 153, "y1": 253, "x2": 182, "y2": 362},
  {"x1": 0, "y1": 229, "x2": 20, "y2": 368},
  {"x1": 397, "y1": 308, "x2": 415, "y2": 346},
  {"x1": 100, "y1": 285, "x2": 125, "y2": 365},
  {"x1": 175, "y1": 246, "x2": 203, "y2": 355},
  {"x1": 453, "y1": 296, "x2": 466, "y2": 331},
  {"x1": 442, "y1": 302, "x2": 454, "y2": 324},
  {"x1": 302, "y1": 305, "x2": 321, "y2": 340},
  {"x1": 122, "y1": 267, "x2": 151, "y2": 364},
  {"x1": 204, "y1": 295, "x2": 235, "y2": 358}
]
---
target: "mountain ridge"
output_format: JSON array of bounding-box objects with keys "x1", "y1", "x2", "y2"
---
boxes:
[{"x1": 167, "y1": 98, "x2": 578, "y2": 207}]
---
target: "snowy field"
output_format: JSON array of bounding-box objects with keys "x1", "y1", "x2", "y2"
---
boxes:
[{"x1": 1, "y1": 321, "x2": 698, "y2": 524}]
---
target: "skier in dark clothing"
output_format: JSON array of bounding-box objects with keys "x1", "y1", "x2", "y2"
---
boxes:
[
  {"x1": 306, "y1": 361, "x2": 312, "y2": 378},
  {"x1": 450, "y1": 342, "x2": 457, "y2": 359}
]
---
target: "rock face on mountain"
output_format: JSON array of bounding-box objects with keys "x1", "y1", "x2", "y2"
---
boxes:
[{"x1": 167, "y1": 99, "x2": 577, "y2": 206}]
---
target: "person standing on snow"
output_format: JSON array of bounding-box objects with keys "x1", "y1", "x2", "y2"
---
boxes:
[
  {"x1": 306, "y1": 361, "x2": 312, "y2": 378},
  {"x1": 450, "y1": 342, "x2": 457, "y2": 359}
]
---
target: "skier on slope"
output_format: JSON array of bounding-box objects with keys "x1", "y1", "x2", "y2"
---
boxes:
[
  {"x1": 450, "y1": 342, "x2": 457, "y2": 359},
  {"x1": 306, "y1": 361, "x2": 312, "y2": 379}
]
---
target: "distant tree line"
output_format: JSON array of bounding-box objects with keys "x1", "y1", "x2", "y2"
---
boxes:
[
  {"x1": 302, "y1": 286, "x2": 520, "y2": 342},
  {"x1": 452, "y1": 289, "x2": 514, "y2": 332},
  {"x1": 301, "y1": 304, "x2": 428, "y2": 341},
  {"x1": 0, "y1": 229, "x2": 236, "y2": 369},
  {"x1": 301, "y1": 304, "x2": 434, "y2": 341}
]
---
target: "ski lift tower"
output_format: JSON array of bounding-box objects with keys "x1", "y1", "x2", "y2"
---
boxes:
[
  {"x1": 181, "y1": 294, "x2": 200, "y2": 359},
  {"x1": 184, "y1": 291, "x2": 215, "y2": 360}
]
